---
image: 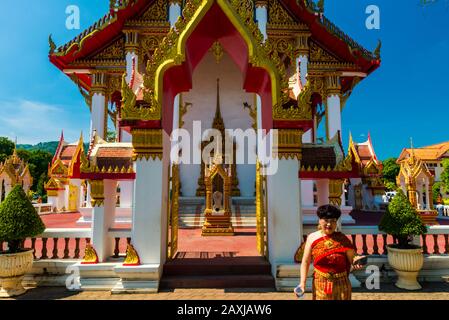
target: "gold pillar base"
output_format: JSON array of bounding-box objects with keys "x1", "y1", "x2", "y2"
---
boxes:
[{"x1": 201, "y1": 212, "x2": 234, "y2": 236}]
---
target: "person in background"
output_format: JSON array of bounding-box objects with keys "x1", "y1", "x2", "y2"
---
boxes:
[{"x1": 297, "y1": 205, "x2": 366, "y2": 300}]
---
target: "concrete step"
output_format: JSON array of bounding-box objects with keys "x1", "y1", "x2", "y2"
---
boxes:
[
  {"x1": 160, "y1": 274, "x2": 275, "y2": 289},
  {"x1": 163, "y1": 257, "x2": 271, "y2": 276}
]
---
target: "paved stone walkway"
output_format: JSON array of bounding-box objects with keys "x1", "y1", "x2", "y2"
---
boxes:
[{"x1": 7, "y1": 282, "x2": 449, "y2": 300}]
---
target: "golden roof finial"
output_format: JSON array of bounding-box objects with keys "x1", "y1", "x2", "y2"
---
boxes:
[{"x1": 409, "y1": 137, "x2": 416, "y2": 165}]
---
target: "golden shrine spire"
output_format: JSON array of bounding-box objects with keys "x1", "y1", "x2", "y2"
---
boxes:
[{"x1": 212, "y1": 78, "x2": 225, "y2": 133}]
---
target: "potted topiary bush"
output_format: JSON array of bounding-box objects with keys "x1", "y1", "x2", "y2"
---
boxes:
[
  {"x1": 379, "y1": 189, "x2": 427, "y2": 290},
  {"x1": 0, "y1": 185, "x2": 46, "y2": 297}
]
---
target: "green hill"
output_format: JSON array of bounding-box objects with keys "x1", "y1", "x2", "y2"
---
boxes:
[
  {"x1": 18, "y1": 142, "x2": 89, "y2": 155},
  {"x1": 18, "y1": 141, "x2": 59, "y2": 155}
]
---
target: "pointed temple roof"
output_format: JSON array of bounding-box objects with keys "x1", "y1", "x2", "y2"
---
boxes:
[
  {"x1": 397, "y1": 140, "x2": 449, "y2": 163},
  {"x1": 0, "y1": 148, "x2": 32, "y2": 185},
  {"x1": 49, "y1": 0, "x2": 380, "y2": 92},
  {"x1": 348, "y1": 132, "x2": 380, "y2": 167}
]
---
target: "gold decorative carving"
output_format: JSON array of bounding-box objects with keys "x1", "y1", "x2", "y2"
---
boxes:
[
  {"x1": 91, "y1": 72, "x2": 107, "y2": 94},
  {"x1": 179, "y1": 94, "x2": 192, "y2": 128},
  {"x1": 168, "y1": 164, "x2": 180, "y2": 259},
  {"x1": 267, "y1": 0, "x2": 298, "y2": 30},
  {"x1": 325, "y1": 73, "x2": 341, "y2": 96},
  {"x1": 121, "y1": 73, "x2": 160, "y2": 120},
  {"x1": 256, "y1": 160, "x2": 267, "y2": 256},
  {"x1": 124, "y1": 31, "x2": 139, "y2": 52},
  {"x1": 309, "y1": 41, "x2": 340, "y2": 63},
  {"x1": 131, "y1": 129, "x2": 163, "y2": 161},
  {"x1": 140, "y1": 35, "x2": 164, "y2": 56},
  {"x1": 329, "y1": 179, "x2": 344, "y2": 207},
  {"x1": 89, "y1": 180, "x2": 105, "y2": 207},
  {"x1": 92, "y1": 37, "x2": 125, "y2": 60},
  {"x1": 123, "y1": 244, "x2": 141, "y2": 266},
  {"x1": 211, "y1": 41, "x2": 224, "y2": 64},
  {"x1": 82, "y1": 243, "x2": 99, "y2": 264},
  {"x1": 141, "y1": 0, "x2": 168, "y2": 21},
  {"x1": 273, "y1": 129, "x2": 303, "y2": 160}
]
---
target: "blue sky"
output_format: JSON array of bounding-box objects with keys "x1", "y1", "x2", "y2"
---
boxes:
[{"x1": 0, "y1": 0, "x2": 448, "y2": 160}]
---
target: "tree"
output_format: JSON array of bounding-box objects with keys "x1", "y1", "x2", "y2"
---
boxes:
[
  {"x1": 440, "y1": 159, "x2": 449, "y2": 188},
  {"x1": 0, "y1": 185, "x2": 45, "y2": 253},
  {"x1": 432, "y1": 181, "x2": 445, "y2": 204},
  {"x1": 0, "y1": 137, "x2": 15, "y2": 163},
  {"x1": 26, "y1": 149, "x2": 53, "y2": 192},
  {"x1": 382, "y1": 158, "x2": 400, "y2": 185},
  {"x1": 379, "y1": 190, "x2": 427, "y2": 249}
]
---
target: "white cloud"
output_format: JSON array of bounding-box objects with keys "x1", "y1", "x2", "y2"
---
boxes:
[{"x1": 0, "y1": 99, "x2": 90, "y2": 145}]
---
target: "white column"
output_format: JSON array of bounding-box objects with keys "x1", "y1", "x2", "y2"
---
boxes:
[
  {"x1": 131, "y1": 131, "x2": 169, "y2": 265},
  {"x1": 169, "y1": 2, "x2": 182, "y2": 27},
  {"x1": 120, "y1": 181, "x2": 134, "y2": 208},
  {"x1": 267, "y1": 159, "x2": 302, "y2": 275},
  {"x1": 91, "y1": 76, "x2": 107, "y2": 140},
  {"x1": 316, "y1": 179, "x2": 329, "y2": 206},
  {"x1": 125, "y1": 52, "x2": 137, "y2": 84},
  {"x1": 326, "y1": 94, "x2": 341, "y2": 140},
  {"x1": 255, "y1": 3, "x2": 268, "y2": 41},
  {"x1": 91, "y1": 180, "x2": 117, "y2": 262},
  {"x1": 298, "y1": 55, "x2": 308, "y2": 87},
  {"x1": 426, "y1": 182, "x2": 431, "y2": 210},
  {"x1": 301, "y1": 130, "x2": 314, "y2": 208}
]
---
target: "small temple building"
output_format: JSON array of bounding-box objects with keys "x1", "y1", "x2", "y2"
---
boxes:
[
  {"x1": 346, "y1": 133, "x2": 385, "y2": 211},
  {"x1": 0, "y1": 149, "x2": 33, "y2": 203},
  {"x1": 396, "y1": 149, "x2": 439, "y2": 225},
  {"x1": 397, "y1": 140, "x2": 449, "y2": 183},
  {"x1": 46, "y1": 0, "x2": 381, "y2": 292}
]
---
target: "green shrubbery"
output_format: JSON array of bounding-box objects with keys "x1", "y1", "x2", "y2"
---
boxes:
[
  {"x1": 0, "y1": 185, "x2": 45, "y2": 253},
  {"x1": 379, "y1": 190, "x2": 427, "y2": 249}
]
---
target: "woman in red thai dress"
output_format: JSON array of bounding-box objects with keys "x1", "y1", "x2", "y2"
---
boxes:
[{"x1": 297, "y1": 205, "x2": 365, "y2": 300}]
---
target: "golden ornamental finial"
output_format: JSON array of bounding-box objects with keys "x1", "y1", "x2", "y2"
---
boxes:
[
  {"x1": 374, "y1": 39, "x2": 381, "y2": 59},
  {"x1": 48, "y1": 34, "x2": 56, "y2": 54},
  {"x1": 81, "y1": 243, "x2": 99, "y2": 264},
  {"x1": 123, "y1": 244, "x2": 141, "y2": 266}
]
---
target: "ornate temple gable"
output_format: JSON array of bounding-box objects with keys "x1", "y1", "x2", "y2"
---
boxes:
[
  {"x1": 125, "y1": 0, "x2": 170, "y2": 30},
  {"x1": 50, "y1": 159, "x2": 69, "y2": 178},
  {"x1": 308, "y1": 40, "x2": 359, "y2": 72},
  {"x1": 266, "y1": 0, "x2": 307, "y2": 34},
  {"x1": 140, "y1": 0, "x2": 168, "y2": 22},
  {"x1": 87, "y1": 37, "x2": 126, "y2": 60},
  {"x1": 309, "y1": 40, "x2": 341, "y2": 63}
]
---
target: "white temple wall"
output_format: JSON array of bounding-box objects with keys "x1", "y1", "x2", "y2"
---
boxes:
[{"x1": 180, "y1": 52, "x2": 255, "y2": 197}]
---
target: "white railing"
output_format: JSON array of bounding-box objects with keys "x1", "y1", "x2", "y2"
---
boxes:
[
  {"x1": 33, "y1": 203, "x2": 53, "y2": 215},
  {"x1": 302, "y1": 225, "x2": 449, "y2": 256},
  {"x1": 0, "y1": 228, "x2": 133, "y2": 260}
]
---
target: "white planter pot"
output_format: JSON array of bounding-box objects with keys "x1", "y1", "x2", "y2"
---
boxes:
[
  {"x1": 386, "y1": 245, "x2": 424, "y2": 290},
  {"x1": 0, "y1": 249, "x2": 34, "y2": 298}
]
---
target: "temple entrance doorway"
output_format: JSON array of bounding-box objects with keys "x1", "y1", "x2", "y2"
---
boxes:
[{"x1": 162, "y1": 48, "x2": 273, "y2": 289}]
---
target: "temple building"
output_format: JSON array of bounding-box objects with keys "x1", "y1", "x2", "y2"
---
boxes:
[
  {"x1": 396, "y1": 149, "x2": 439, "y2": 225},
  {"x1": 397, "y1": 140, "x2": 449, "y2": 182},
  {"x1": 0, "y1": 149, "x2": 33, "y2": 203},
  {"x1": 47, "y1": 0, "x2": 381, "y2": 292},
  {"x1": 346, "y1": 133, "x2": 385, "y2": 211}
]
